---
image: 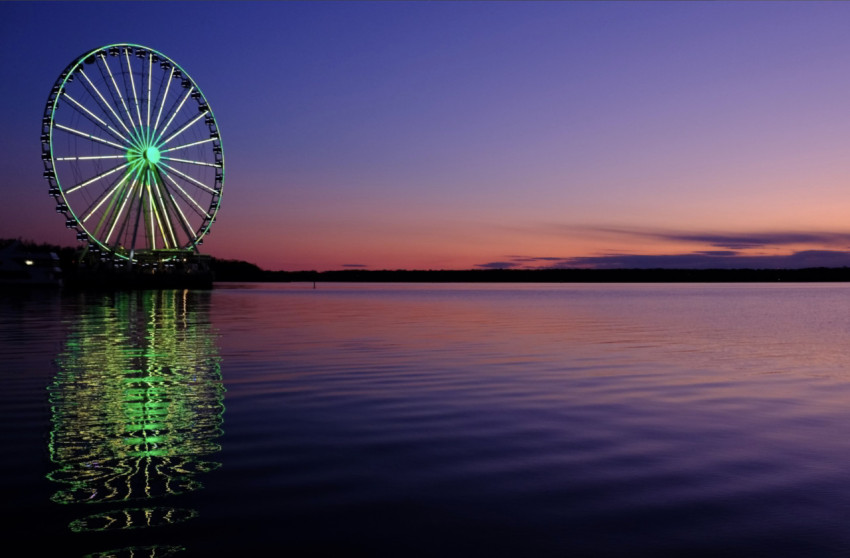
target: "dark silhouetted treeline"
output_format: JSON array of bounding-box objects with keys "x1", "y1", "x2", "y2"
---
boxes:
[
  {"x1": 7, "y1": 240, "x2": 850, "y2": 283},
  {"x1": 211, "y1": 265, "x2": 850, "y2": 283}
]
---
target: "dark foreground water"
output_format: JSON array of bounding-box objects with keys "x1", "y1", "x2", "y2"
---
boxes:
[{"x1": 6, "y1": 282, "x2": 850, "y2": 556}]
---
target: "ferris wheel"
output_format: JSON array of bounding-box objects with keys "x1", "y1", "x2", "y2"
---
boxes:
[{"x1": 41, "y1": 44, "x2": 223, "y2": 261}]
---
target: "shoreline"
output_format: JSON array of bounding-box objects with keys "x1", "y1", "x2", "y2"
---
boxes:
[{"x1": 212, "y1": 267, "x2": 850, "y2": 283}]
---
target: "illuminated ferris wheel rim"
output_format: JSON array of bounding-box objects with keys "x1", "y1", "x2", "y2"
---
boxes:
[{"x1": 41, "y1": 43, "x2": 224, "y2": 261}]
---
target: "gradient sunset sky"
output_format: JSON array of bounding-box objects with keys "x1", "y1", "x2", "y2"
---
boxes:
[{"x1": 4, "y1": 1, "x2": 850, "y2": 271}]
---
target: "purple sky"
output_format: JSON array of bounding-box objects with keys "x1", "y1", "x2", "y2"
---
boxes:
[{"x1": 5, "y1": 2, "x2": 850, "y2": 270}]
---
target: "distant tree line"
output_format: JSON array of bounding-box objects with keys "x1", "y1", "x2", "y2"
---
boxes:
[
  {"x1": 6, "y1": 239, "x2": 850, "y2": 282},
  {"x1": 218, "y1": 267, "x2": 850, "y2": 283}
]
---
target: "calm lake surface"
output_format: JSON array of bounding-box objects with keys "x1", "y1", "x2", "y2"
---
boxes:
[{"x1": 6, "y1": 282, "x2": 850, "y2": 556}]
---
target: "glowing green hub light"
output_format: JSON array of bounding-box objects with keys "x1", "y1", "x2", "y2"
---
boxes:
[
  {"x1": 125, "y1": 127, "x2": 163, "y2": 170},
  {"x1": 144, "y1": 145, "x2": 160, "y2": 165}
]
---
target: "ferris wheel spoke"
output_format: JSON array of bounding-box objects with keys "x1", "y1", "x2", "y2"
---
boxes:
[
  {"x1": 151, "y1": 170, "x2": 178, "y2": 248},
  {"x1": 90, "y1": 169, "x2": 131, "y2": 239},
  {"x1": 145, "y1": 183, "x2": 159, "y2": 250},
  {"x1": 128, "y1": 180, "x2": 144, "y2": 254},
  {"x1": 156, "y1": 87, "x2": 194, "y2": 141},
  {"x1": 55, "y1": 155, "x2": 126, "y2": 162},
  {"x1": 54, "y1": 123, "x2": 126, "y2": 151},
  {"x1": 146, "y1": 54, "x2": 153, "y2": 131},
  {"x1": 151, "y1": 171, "x2": 179, "y2": 247},
  {"x1": 99, "y1": 53, "x2": 137, "y2": 133},
  {"x1": 153, "y1": 167, "x2": 196, "y2": 241},
  {"x1": 121, "y1": 175, "x2": 145, "y2": 253},
  {"x1": 115, "y1": 185, "x2": 141, "y2": 249},
  {"x1": 124, "y1": 49, "x2": 144, "y2": 130},
  {"x1": 160, "y1": 112, "x2": 207, "y2": 147},
  {"x1": 65, "y1": 161, "x2": 130, "y2": 194},
  {"x1": 172, "y1": 193, "x2": 198, "y2": 240},
  {"x1": 92, "y1": 165, "x2": 136, "y2": 244},
  {"x1": 158, "y1": 161, "x2": 217, "y2": 194},
  {"x1": 146, "y1": 169, "x2": 173, "y2": 249},
  {"x1": 153, "y1": 67, "x2": 174, "y2": 134},
  {"x1": 159, "y1": 169, "x2": 211, "y2": 219},
  {"x1": 78, "y1": 68, "x2": 133, "y2": 137},
  {"x1": 104, "y1": 169, "x2": 142, "y2": 246},
  {"x1": 153, "y1": 185, "x2": 177, "y2": 249},
  {"x1": 81, "y1": 169, "x2": 135, "y2": 224},
  {"x1": 161, "y1": 156, "x2": 219, "y2": 168},
  {"x1": 171, "y1": 191, "x2": 197, "y2": 242},
  {"x1": 160, "y1": 137, "x2": 217, "y2": 153},
  {"x1": 61, "y1": 92, "x2": 128, "y2": 144}
]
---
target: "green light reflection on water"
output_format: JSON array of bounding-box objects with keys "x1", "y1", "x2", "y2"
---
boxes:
[{"x1": 47, "y1": 289, "x2": 224, "y2": 549}]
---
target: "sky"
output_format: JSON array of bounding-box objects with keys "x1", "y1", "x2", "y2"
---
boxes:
[{"x1": 5, "y1": 1, "x2": 850, "y2": 271}]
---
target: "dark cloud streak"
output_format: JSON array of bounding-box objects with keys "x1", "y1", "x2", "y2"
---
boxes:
[
  {"x1": 476, "y1": 261, "x2": 522, "y2": 269},
  {"x1": 586, "y1": 227, "x2": 850, "y2": 250},
  {"x1": 477, "y1": 227, "x2": 850, "y2": 270},
  {"x1": 477, "y1": 250, "x2": 850, "y2": 270}
]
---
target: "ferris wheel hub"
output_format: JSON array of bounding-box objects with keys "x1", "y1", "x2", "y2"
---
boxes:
[{"x1": 143, "y1": 146, "x2": 161, "y2": 165}]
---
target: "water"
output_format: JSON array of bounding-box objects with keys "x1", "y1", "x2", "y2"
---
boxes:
[{"x1": 6, "y1": 283, "x2": 850, "y2": 556}]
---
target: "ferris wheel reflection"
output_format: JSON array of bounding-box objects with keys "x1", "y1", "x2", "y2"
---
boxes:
[{"x1": 48, "y1": 289, "x2": 223, "y2": 556}]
